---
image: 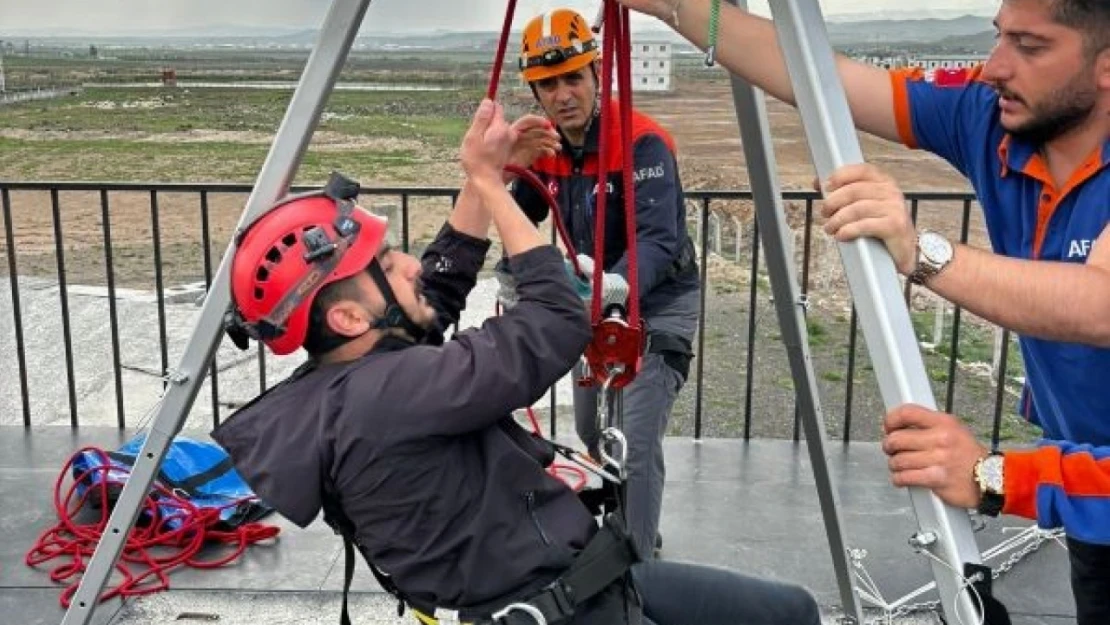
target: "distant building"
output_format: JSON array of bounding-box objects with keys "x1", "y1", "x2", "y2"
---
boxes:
[
  {"x1": 161, "y1": 68, "x2": 178, "y2": 88},
  {"x1": 906, "y1": 54, "x2": 987, "y2": 70},
  {"x1": 851, "y1": 54, "x2": 907, "y2": 69},
  {"x1": 615, "y1": 41, "x2": 674, "y2": 93}
]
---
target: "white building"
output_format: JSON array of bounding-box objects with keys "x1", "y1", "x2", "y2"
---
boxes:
[
  {"x1": 614, "y1": 41, "x2": 674, "y2": 93},
  {"x1": 852, "y1": 54, "x2": 907, "y2": 69},
  {"x1": 906, "y1": 54, "x2": 987, "y2": 70}
]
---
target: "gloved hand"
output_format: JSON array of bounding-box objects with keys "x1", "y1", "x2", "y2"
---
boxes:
[{"x1": 564, "y1": 254, "x2": 629, "y2": 310}]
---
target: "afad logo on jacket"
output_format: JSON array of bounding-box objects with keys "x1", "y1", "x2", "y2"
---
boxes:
[{"x1": 590, "y1": 181, "x2": 616, "y2": 197}]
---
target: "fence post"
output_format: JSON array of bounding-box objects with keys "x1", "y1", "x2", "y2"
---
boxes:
[
  {"x1": 710, "y1": 211, "x2": 722, "y2": 256},
  {"x1": 992, "y1": 326, "x2": 1005, "y2": 378},
  {"x1": 732, "y1": 215, "x2": 743, "y2": 261},
  {"x1": 933, "y1": 297, "x2": 946, "y2": 347}
]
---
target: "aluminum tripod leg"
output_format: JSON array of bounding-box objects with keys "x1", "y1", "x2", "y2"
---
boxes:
[
  {"x1": 59, "y1": 1, "x2": 373, "y2": 622},
  {"x1": 721, "y1": 4, "x2": 863, "y2": 622},
  {"x1": 767, "y1": 1, "x2": 983, "y2": 624}
]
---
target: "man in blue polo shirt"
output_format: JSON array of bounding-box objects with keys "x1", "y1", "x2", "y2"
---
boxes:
[{"x1": 616, "y1": 0, "x2": 1110, "y2": 622}]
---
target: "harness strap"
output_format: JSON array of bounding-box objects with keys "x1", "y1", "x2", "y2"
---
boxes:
[
  {"x1": 324, "y1": 482, "x2": 408, "y2": 625},
  {"x1": 339, "y1": 536, "x2": 355, "y2": 625},
  {"x1": 410, "y1": 515, "x2": 639, "y2": 625},
  {"x1": 106, "y1": 451, "x2": 234, "y2": 499}
]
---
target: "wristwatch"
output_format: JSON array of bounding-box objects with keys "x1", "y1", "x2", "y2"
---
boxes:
[
  {"x1": 973, "y1": 452, "x2": 1006, "y2": 517},
  {"x1": 909, "y1": 230, "x2": 954, "y2": 285}
]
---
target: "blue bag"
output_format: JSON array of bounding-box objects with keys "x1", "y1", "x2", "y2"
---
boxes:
[{"x1": 70, "y1": 432, "x2": 273, "y2": 529}]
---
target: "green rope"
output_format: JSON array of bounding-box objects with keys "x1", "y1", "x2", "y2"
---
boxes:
[{"x1": 705, "y1": 0, "x2": 721, "y2": 67}]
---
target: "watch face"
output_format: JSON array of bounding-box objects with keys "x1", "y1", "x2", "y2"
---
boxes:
[
  {"x1": 919, "y1": 233, "x2": 952, "y2": 264},
  {"x1": 981, "y1": 455, "x2": 1004, "y2": 493}
]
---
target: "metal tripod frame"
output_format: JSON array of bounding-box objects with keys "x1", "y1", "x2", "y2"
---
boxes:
[
  {"x1": 62, "y1": 1, "x2": 983, "y2": 624},
  {"x1": 59, "y1": 0, "x2": 375, "y2": 622},
  {"x1": 733, "y1": 1, "x2": 984, "y2": 624}
]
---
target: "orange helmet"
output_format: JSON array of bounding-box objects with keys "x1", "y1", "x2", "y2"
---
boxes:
[
  {"x1": 229, "y1": 174, "x2": 388, "y2": 355},
  {"x1": 519, "y1": 8, "x2": 599, "y2": 83}
]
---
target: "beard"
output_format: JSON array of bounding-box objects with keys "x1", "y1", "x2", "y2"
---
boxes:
[{"x1": 999, "y1": 73, "x2": 1098, "y2": 144}]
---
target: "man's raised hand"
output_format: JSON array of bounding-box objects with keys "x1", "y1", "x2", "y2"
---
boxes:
[
  {"x1": 509, "y1": 114, "x2": 560, "y2": 169},
  {"x1": 461, "y1": 99, "x2": 518, "y2": 183}
]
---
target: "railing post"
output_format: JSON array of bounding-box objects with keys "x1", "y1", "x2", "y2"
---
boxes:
[
  {"x1": 50, "y1": 189, "x2": 79, "y2": 427},
  {"x1": 99, "y1": 190, "x2": 126, "y2": 429},
  {"x1": 732, "y1": 215, "x2": 743, "y2": 262},
  {"x1": 2, "y1": 188, "x2": 31, "y2": 427},
  {"x1": 693, "y1": 197, "x2": 711, "y2": 440}
]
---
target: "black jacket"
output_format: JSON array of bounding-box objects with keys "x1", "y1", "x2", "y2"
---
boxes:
[{"x1": 212, "y1": 224, "x2": 599, "y2": 612}]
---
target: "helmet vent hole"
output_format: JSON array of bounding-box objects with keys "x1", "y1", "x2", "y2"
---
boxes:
[
  {"x1": 265, "y1": 247, "x2": 282, "y2": 264},
  {"x1": 253, "y1": 287, "x2": 264, "y2": 300},
  {"x1": 281, "y1": 233, "x2": 297, "y2": 248},
  {"x1": 255, "y1": 266, "x2": 270, "y2": 282}
]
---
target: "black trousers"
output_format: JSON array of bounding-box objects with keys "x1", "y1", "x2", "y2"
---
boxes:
[
  {"x1": 635, "y1": 560, "x2": 822, "y2": 625},
  {"x1": 569, "y1": 560, "x2": 821, "y2": 625},
  {"x1": 1068, "y1": 537, "x2": 1110, "y2": 625}
]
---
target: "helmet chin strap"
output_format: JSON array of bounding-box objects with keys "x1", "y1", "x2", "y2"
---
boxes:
[{"x1": 365, "y1": 260, "x2": 431, "y2": 343}]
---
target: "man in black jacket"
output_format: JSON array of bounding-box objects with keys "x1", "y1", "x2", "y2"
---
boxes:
[{"x1": 213, "y1": 100, "x2": 820, "y2": 625}]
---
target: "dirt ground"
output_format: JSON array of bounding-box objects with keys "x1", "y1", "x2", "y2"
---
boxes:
[{"x1": 2, "y1": 78, "x2": 1022, "y2": 441}]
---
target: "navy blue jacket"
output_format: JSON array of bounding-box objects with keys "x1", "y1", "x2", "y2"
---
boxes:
[{"x1": 512, "y1": 104, "x2": 699, "y2": 318}]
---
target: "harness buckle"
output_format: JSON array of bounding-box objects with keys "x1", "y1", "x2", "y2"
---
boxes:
[
  {"x1": 490, "y1": 603, "x2": 547, "y2": 625},
  {"x1": 432, "y1": 608, "x2": 462, "y2": 625}
]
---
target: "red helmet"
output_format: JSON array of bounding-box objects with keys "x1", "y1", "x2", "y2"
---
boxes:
[{"x1": 230, "y1": 188, "x2": 388, "y2": 355}]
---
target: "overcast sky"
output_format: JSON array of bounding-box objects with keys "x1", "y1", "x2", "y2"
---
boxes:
[{"x1": 0, "y1": 0, "x2": 1001, "y2": 35}]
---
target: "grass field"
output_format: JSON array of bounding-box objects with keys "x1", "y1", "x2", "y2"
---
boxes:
[{"x1": 0, "y1": 86, "x2": 486, "y2": 182}]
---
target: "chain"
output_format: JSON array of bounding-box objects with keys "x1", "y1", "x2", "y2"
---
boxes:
[
  {"x1": 991, "y1": 528, "x2": 1063, "y2": 579},
  {"x1": 852, "y1": 527, "x2": 1063, "y2": 624}
]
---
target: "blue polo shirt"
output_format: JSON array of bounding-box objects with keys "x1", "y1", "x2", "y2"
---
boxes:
[{"x1": 892, "y1": 68, "x2": 1110, "y2": 446}]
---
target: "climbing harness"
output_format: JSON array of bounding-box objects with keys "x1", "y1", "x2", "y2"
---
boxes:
[
  {"x1": 325, "y1": 479, "x2": 638, "y2": 625},
  {"x1": 25, "y1": 434, "x2": 279, "y2": 608}
]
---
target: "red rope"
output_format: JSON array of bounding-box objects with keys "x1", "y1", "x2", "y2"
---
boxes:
[
  {"x1": 504, "y1": 164, "x2": 582, "y2": 275},
  {"x1": 25, "y1": 446, "x2": 280, "y2": 608},
  {"x1": 591, "y1": 0, "x2": 639, "y2": 327},
  {"x1": 487, "y1": 0, "x2": 519, "y2": 100},
  {"x1": 524, "y1": 406, "x2": 588, "y2": 492},
  {"x1": 616, "y1": 5, "x2": 640, "y2": 326},
  {"x1": 591, "y1": 2, "x2": 616, "y2": 323}
]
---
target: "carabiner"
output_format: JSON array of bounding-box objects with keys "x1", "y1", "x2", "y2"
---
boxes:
[{"x1": 599, "y1": 427, "x2": 628, "y2": 480}]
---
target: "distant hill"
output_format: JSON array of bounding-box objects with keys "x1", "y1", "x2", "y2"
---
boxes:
[
  {"x1": 825, "y1": 15, "x2": 992, "y2": 46},
  {"x1": 1, "y1": 15, "x2": 995, "y2": 53},
  {"x1": 932, "y1": 30, "x2": 996, "y2": 54}
]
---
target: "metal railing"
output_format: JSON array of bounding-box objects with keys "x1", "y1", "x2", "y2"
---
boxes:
[{"x1": 1, "y1": 181, "x2": 1025, "y2": 446}]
